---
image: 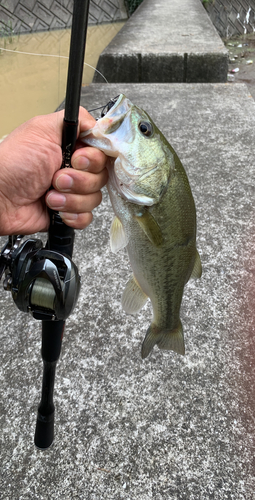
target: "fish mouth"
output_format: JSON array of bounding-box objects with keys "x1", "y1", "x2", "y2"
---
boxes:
[
  {"x1": 100, "y1": 95, "x2": 122, "y2": 117},
  {"x1": 100, "y1": 94, "x2": 132, "y2": 135},
  {"x1": 81, "y1": 94, "x2": 131, "y2": 141}
]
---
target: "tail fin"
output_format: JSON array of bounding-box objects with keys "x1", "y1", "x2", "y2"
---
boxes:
[{"x1": 141, "y1": 321, "x2": 185, "y2": 359}]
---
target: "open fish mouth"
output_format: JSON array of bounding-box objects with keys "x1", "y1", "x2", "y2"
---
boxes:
[
  {"x1": 81, "y1": 94, "x2": 132, "y2": 140},
  {"x1": 100, "y1": 95, "x2": 122, "y2": 117}
]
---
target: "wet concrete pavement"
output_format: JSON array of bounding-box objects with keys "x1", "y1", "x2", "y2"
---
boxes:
[
  {"x1": 1, "y1": 82, "x2": 255, "y2": 499},
  {"x1": 1, "y1": 0, "x2": 255, "y2": 497},
  {"x1": 226, "y1": 32, "x2": 255, "y2": 99}
]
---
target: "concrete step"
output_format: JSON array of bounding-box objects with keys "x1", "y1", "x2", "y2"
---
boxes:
[
  {"x1": 2, "y1": 82, "x2": 255, "y2": 498},
  {"x1": 93, "y1": 0, "x2": 229, "y2": 83}
]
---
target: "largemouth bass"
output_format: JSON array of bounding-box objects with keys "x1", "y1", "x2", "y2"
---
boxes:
[{"x1": 81, "y1": 94, "x2": 202, "y2": 358}]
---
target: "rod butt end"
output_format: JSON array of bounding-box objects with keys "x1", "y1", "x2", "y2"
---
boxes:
[{"x1": 34, "y1": 412, "x2": 54, "y2": 449}]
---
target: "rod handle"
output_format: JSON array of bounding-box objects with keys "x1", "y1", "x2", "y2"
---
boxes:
[{"x1": 34, "y1": 321, "x2": 64, "y2": 449}]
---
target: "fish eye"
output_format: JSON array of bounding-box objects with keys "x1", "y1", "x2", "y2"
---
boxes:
[{"x1": 138, "y1": 121, "x2": 153, "y2": 137}]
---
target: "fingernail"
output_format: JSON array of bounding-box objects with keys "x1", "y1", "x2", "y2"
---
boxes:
[
  {"x1": 72, "y1": 156, "x2": 90, "y2": 170},
  {"x1": 47, "y1": 192, "x2": 66, "y2": 209},
  {"x1": 59, "y1": 212, "x2": 78, "y2": 221},
  {"x1": 56, "y1": 174, "x2": 73, "y2": 191}
]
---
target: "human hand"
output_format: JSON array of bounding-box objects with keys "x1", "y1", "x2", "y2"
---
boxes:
[{"x1": 0, "y1": 108, "x2": 107, "y2": 236}]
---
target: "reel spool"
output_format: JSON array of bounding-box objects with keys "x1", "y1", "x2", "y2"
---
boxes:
[{"x1": 6, "y1": 238, "x2": 80, "y2": 321}]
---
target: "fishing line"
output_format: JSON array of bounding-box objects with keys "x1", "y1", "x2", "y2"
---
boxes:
[
  {"x1": 58, "y1": 0, "x2": 62, "y2": 108},
  {"x1": 0, "y1": 47, "x2": 108, "y2": 83},
  {"x1": 88, "y1": 96, "x2": 120, "y2": 116},
  {"x1": 88, "y1": 105, "x2": 105, "y2": 113}
]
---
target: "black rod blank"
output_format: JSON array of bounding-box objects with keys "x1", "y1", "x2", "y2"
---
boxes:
[{"x1": 65, "y1": 0, "x2": 90, "y2": 123}]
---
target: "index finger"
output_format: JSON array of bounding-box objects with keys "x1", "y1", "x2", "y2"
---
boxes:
[{"x1": 71, "y1": 146, "x2": 107, "y2": 174}]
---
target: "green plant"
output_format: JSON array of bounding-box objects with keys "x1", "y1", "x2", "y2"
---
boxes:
[
  {"x1": 125, "y1": 0, "x2": 144, "y2": 16},
  {"x1": 0, "y1": 19, "x2": 14, "y2": 41},
  {"x1": 201, "y1": 0, "x2": 213, "y2": 7}
]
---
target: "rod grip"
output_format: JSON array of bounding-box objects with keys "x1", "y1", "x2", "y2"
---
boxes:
[
  {"x1": 47, "y1": 118, "x2": 78, "y2": 257},
  {"x1": 34, "y1": 321, "x2": 64, "y2": 449}
]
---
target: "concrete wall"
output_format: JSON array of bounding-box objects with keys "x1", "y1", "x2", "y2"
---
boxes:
[
  {"x1": 0, "y1": 0, "x2": 127, "y2": 35},
  {"x1": 206, "y1": 0, "x2": 255, "y2": 38}
]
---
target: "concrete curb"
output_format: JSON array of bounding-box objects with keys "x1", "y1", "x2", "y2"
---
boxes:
[{"x1": 93, "y1": 0, "x2": 229, "y2": 84}]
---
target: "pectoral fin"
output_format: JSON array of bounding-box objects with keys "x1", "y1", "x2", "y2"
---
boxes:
[
  {"x1": 141, "y1": 321, "x2": 185, "y2": 359},
  {"x1": 134, "y1": 211, "x2": 164, "y2": 247},
  {"x1": 110, "y1": 216, "x2": 128, "y2": 253},
  {"x1": 190, "y1": 250, "x2": 202, "y2": 279},
  {"x1": 122, "y1": 274, "x2": 148, "y2": 314}
]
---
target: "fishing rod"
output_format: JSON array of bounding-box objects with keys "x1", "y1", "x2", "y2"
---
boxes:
[
  {"x1": 0, "y1": 0, "x2": 90, "y2": 449},
  {"x1": 34, "y1": 0, "x2": 90, "y2": 450}
]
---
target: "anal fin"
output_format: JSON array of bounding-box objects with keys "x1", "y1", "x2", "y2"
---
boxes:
[{"x1": 122, "y1": 274, "x2": 148, "y2": 314}]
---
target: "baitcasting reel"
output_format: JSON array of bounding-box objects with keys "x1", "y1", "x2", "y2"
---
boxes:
[{"x1": 0, "y1": 235, "x2": 80, "y2": 321}]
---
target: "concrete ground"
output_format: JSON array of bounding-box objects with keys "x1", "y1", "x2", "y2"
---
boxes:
[{"x1": 1, "y1": 82, "x2": 255, "y2": 499}]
